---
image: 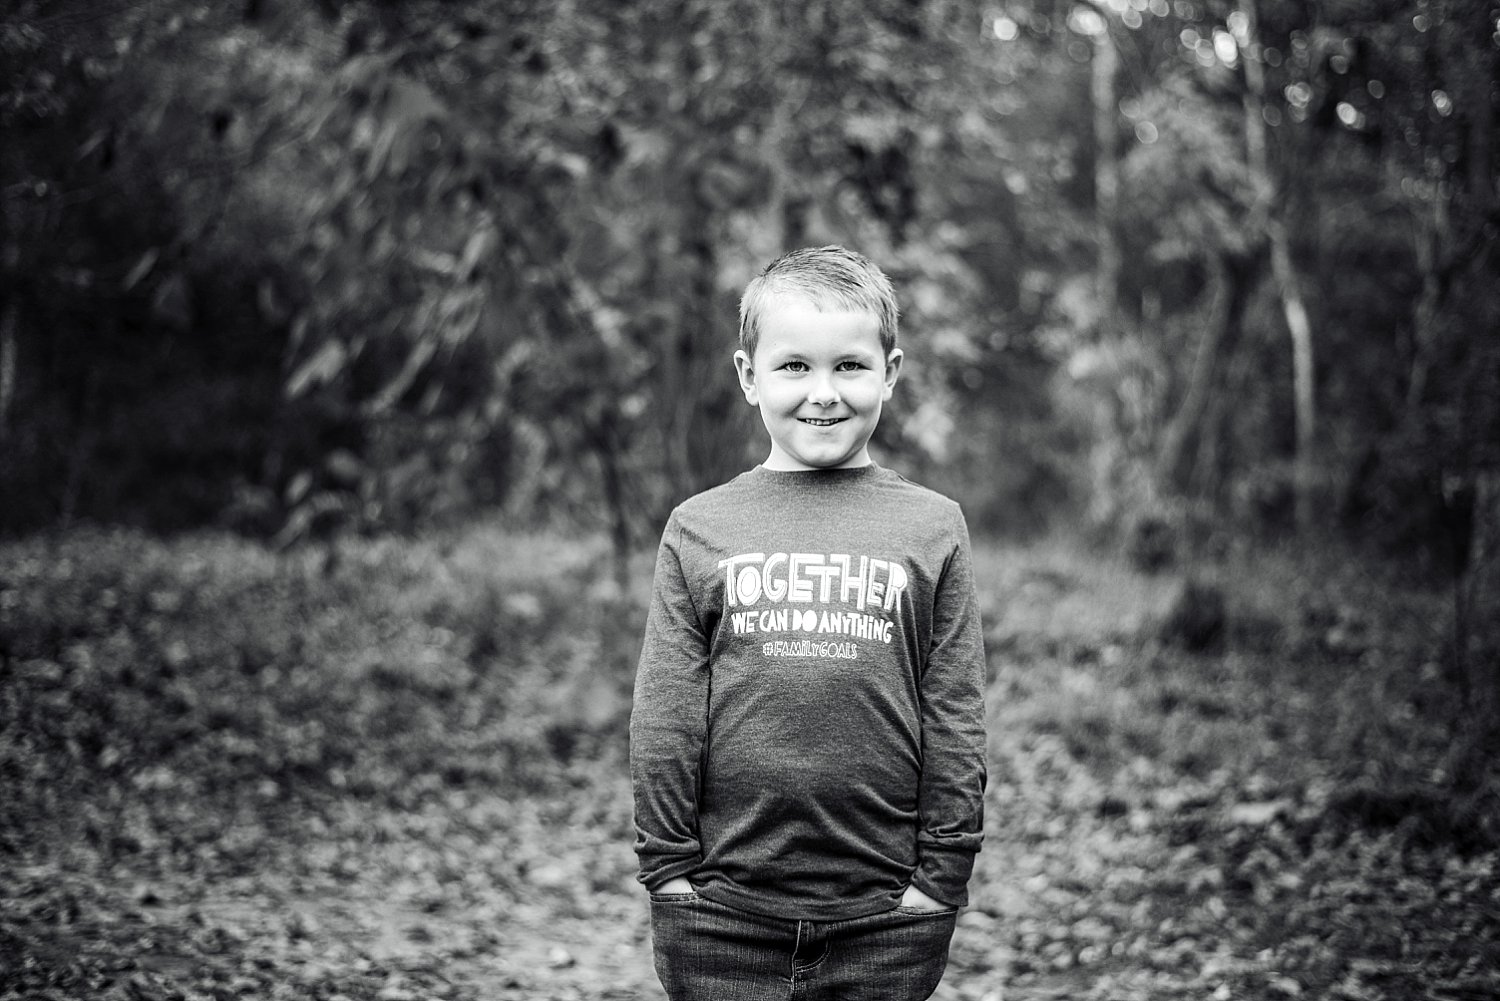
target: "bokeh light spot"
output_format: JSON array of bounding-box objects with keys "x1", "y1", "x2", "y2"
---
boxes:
[
  {"x1": 1070, "y1": 7, "x2": 1107, "y2": 36},
  {"x1": 1213, "y1": 29, "x2": 1238, "y2": 65},
  {"x1": 1226, "y1": 10, "x2": 1249, "y2": 42}
]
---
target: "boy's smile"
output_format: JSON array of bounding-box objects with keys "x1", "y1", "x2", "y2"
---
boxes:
[{"x1": 734, "y1": 296, "x2": 902, "y2": 471}]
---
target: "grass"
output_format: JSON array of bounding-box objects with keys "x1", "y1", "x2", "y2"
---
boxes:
[{"x1": 1, "y1": 524, "x2": 1496, "y2": 1000}]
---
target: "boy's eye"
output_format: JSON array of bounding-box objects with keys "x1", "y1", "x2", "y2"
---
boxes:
[
  {"x1": 781, "y1": 361, "x2": 809, "y2": 373},
  {"x1": 836, "y1": 360, "x2": 866, "y2": 371}
]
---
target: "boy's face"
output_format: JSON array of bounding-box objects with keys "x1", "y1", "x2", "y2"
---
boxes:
[{"x1": 734, "y1": 296, "x2": 902, "y2": 471}]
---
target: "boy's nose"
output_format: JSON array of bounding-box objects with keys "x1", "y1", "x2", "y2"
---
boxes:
[{"x1": 808, "y1": 377, "x2": 840, "y2": 406}]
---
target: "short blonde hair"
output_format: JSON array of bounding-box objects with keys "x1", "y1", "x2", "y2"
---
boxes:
[{"x1": 738, "y1": 246, "x2": 899, "y2": 358}]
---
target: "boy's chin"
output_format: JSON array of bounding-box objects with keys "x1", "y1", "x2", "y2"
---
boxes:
[{"x1": 765, "y1": 445, "x2": 872, "y2": 471}]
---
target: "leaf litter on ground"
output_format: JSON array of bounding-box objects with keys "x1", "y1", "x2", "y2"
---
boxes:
[{"x1": 2, "y1": 527, "x2": 1496, "y2": 1000}]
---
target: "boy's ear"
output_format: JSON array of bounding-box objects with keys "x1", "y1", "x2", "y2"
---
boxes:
[
  {"x1": 882, "y1": 348, "x2": 904, "y2": 401},
  {"x1": 733, "y1": 349, "x2": 759, "y2": 406}
]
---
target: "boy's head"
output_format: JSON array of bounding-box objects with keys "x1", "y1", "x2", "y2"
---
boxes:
[
  {"x1": 733, "y1": 246, "x2": 903, "y2": 472},
  {"x1": 737, "y1": 245, "x2": 899, "y2": 360}
]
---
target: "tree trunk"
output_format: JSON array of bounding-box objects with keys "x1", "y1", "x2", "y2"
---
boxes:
[
  {"x1": 0, "y1": 301, "x2": 15, "y2": 440},
  {"x1": 1405, "y1": 193, "x2": 1446, "y2": 415},
  {"x1": 1090, "y1": 17, "x2": 1120, "y2": 335},
  {"x1": 1238, "y1": 0, "x2": 1317, "y2": 532},
  {"x1": 1157, "y1": 254, "x2": 1235, "y2": 492},
  {"x1": 0, "y1": 230, "x2": 16, "y2": 441},
  {"x1": 589, "y1": 420, "x2": 633, "y2": 595},
  {"x1": 1459, "y1": 0, "x2": 1496, "y2": 718},
  {"x1": 1407, "y1": 0, "x2": 1494, "y2": 419},
  {"x1": 1462, "y1": 0, "x2": 1493, "y2": 210},
  {"x1": 1268, "y1": 222, "x2": 1317, "y2": 530},
  {"x1": 1475, "y1": 471, "x2": 1500, "y2": 716}
]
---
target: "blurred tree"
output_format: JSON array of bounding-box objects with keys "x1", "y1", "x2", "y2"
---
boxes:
[
  {"x1": 1236, "y1": 0, "x2": 1316, "y2": 532},
  {"x1": 1051, "y1": 0, "x2": 1496, "y2": 549},
  {"x1": 1, "y1": 0, "x2": 1493, "y2": 597},
  {"x1": 0, "y1": 0, "x2": 1046, "y2": 550}
]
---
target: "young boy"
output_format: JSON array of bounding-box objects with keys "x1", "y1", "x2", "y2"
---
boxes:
[{"x1": 630, "y1": 246, "x2": 987, "y2": 1001}]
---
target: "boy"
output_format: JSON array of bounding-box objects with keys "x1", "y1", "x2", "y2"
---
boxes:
[{"x1": 630, "y1": 246, "x2": 987, "y2": 1000}]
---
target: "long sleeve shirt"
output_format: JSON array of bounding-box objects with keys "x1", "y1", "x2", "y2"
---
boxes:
[{"x1": 629, "y1": 464, "x2": 987, "y2": 921}]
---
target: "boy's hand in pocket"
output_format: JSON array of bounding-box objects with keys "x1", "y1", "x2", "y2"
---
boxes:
[
  {"x1": 655, "y1": 876, "x2": 695, "y2": 894},
  {"x1": 900, "y1": 884, "x2": 949, "y2": 911}
]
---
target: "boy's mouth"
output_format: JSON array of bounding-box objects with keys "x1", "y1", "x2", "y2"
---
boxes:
[{"x1": 799, "y1": 417, "x2": 846, "y2": 427}]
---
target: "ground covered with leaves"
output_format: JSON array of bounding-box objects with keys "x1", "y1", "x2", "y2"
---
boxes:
[{"x1": 2, "y1": 527, "x2": 1497, "y2": 1000}]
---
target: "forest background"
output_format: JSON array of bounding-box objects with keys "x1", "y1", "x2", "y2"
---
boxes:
[
  {"x1": 3, "y1": 1, "x2": 1500, "y2": 1000},
  {"x1": 5, "y1": 0, "x2": 1498, "y2": 567}
]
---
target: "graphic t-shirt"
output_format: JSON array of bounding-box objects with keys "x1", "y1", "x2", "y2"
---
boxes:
[{"x1": 630, "y1": 464, "x2": 987, "y2": 921}]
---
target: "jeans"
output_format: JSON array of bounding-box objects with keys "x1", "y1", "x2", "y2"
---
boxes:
[{"x1": 649, "y1": 889, "x2": 957, "y2": 1001}]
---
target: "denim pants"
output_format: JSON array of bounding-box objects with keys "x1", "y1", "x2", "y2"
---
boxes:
[{"x1": 649, "y1": 888, "x2": 958, "y2": 1001}]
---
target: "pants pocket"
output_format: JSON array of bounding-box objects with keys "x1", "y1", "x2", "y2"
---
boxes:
[
  {"x1": 892, "y1": 904, "x2": 958, "y2": 917},
  {"x1": 865, "y1": 905, "x2": 958, "y2": 1000}
]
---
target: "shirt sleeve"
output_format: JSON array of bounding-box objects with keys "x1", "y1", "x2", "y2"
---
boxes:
[
  {"x1": 910, "y1": 506, "x2": 988, "y2": 906},
  {"x1": 629, "y1": 514, "x2": 711, "y2": 889}
]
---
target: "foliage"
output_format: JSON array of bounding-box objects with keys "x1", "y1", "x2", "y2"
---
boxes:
[
  {"x1": 2, "y1": 528, "x2": 1497, "y2": 1000},
  {"x1": 0, "y1": 526, "x2": 635, "y2": 838},
  {"x1": 3, "y1": 0, "x2": 1495, "y2": 573},
  {"x1": 0, "y1": 0, "x2": 1056, "y2": 550}
]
